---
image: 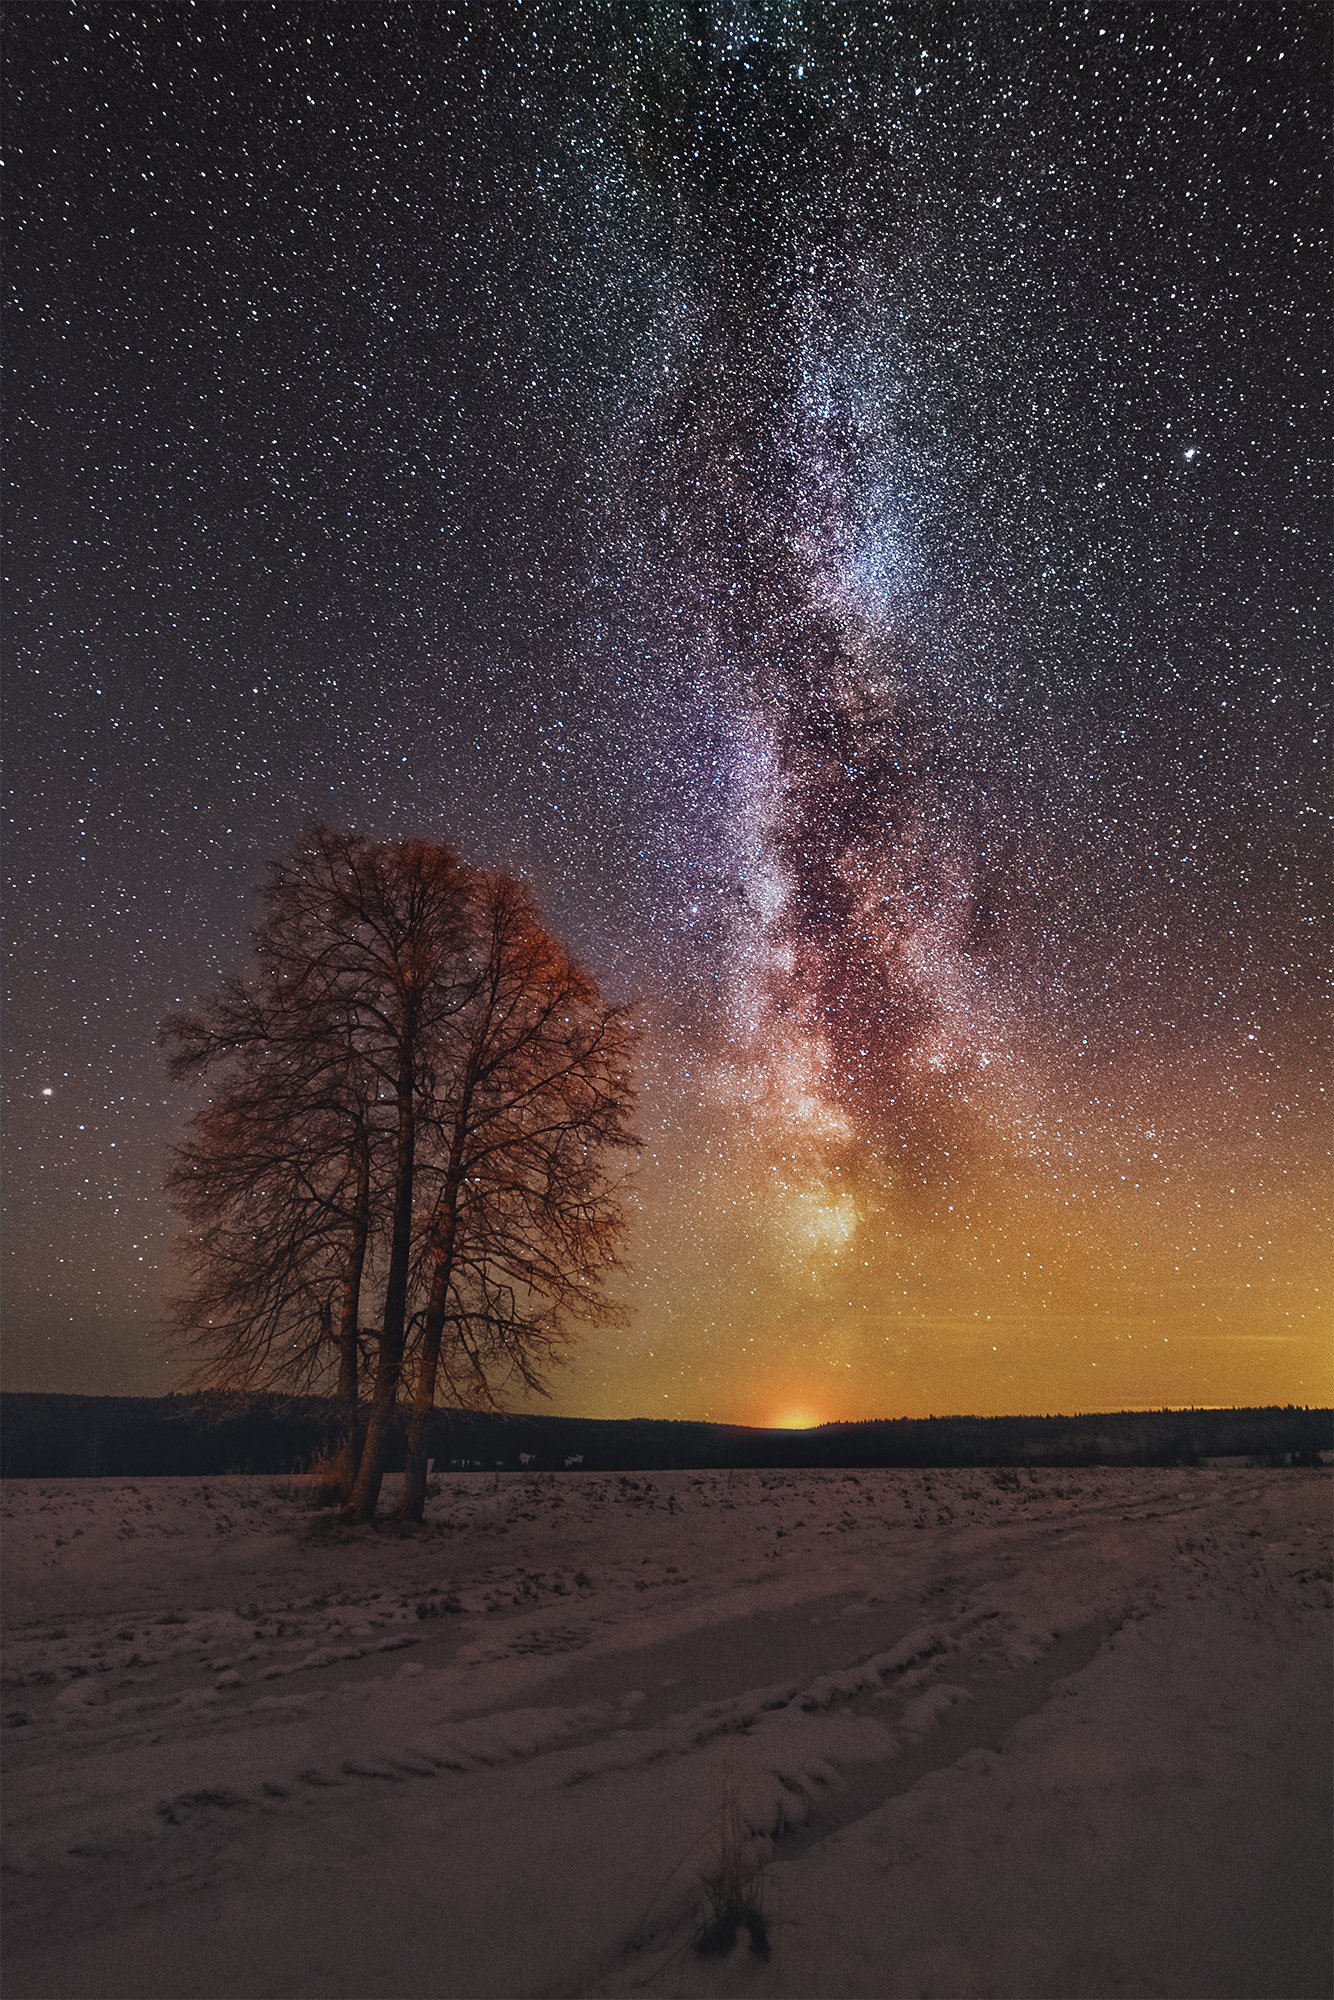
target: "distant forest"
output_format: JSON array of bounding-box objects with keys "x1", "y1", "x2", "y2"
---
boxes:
[{"x1": 2, "y1": 1393, "x2": 1329, "y2": 1479}]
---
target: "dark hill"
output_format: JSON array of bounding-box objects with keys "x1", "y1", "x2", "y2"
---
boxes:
[{"x1": 1, "y1": 1392, "x2": 1328, "y2": 1478}]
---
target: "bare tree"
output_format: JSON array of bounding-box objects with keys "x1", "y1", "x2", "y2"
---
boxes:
[
  {"x1": 240, "y1": 830, "x2": 476, "y2": 1520},
  {"x1": 395, "y1": 873, "x2": 637, "y2": 1521},
  {"x1": 166, "y1": 1100, "x2": 363, "y2": 1365},
  {"x1": 164, "y1": 910, "x2": 383, "y2": 1492},
  {"x1": 163, "y1": 829, "x2": 636, "y2": 1522}
]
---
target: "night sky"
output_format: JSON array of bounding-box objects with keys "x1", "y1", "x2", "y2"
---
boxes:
[{"x1": 5, "y1": 2, "x2": 1329, "y2": 1423}]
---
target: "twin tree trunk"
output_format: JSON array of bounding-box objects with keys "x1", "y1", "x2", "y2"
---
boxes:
[
  {"x1": 397, "y1": 1059, "x2": 479, "y2": 1523},
  {"x1": 346, "y1": 1034, "x2": 418, "y2": 1522}
]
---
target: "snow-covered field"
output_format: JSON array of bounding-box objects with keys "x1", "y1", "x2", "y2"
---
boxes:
[{"x1": 2, "y1": 1465, "x2": 1330, "y2": 2000}]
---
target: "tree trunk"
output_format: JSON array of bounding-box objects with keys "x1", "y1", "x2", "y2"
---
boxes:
[
  {"x1": 396, "y1": 1200, "x2": 460, "y2": 1522},
  {"x1": 396, "y1": 1017, "x2": 486, "y2": 1524},
  {"x1": 397, "y1": 1288, "x2": 446, "y2": 1523},
  {"x1": 348, "y1": 1039, "x2": 417, "y2": 1521},
  {"x1": 332, "y1": 1170, "x2": 369, "y2": 1502}
]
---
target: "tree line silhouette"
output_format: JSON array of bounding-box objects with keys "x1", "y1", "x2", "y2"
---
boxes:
[{"x1": 2, "y1": 1395, "x2": 1328, "y2": 1481}]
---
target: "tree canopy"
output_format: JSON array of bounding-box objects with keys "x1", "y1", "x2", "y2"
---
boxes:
[{"x1": 163, "y1": 828, "x2": 637, "y2": 1520}]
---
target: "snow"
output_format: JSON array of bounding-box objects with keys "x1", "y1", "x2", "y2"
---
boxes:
[{"x1": 2, "y1": 1466, "x2": 1330, "y2": 1998}]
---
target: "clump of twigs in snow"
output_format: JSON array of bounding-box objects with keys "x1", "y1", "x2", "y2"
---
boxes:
[{"x1": 694, "y1": 1783, "x2": 770, "y2": 1960}]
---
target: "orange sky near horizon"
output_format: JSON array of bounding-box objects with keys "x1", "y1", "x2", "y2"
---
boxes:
[{"x1": 541, "y1": 1009, "x2": 1332, "y2": 1428}]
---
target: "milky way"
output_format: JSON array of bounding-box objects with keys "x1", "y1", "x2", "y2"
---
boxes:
[{"x1": 5, "y1": 4, "x2": 1329, "y2": 1419}]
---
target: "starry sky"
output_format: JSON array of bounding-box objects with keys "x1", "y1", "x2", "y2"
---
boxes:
[{"x1": 5, "y1": 2, "x2": 1329, "y2": 1423}]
